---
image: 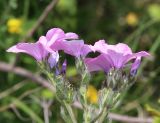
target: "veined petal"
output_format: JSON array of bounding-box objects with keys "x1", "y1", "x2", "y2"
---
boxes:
[
  {"x1": 50, "y1": 40, "x2": 91, "y2": 57},
  {"x1": 62, "y1": 40, "x2": 84, "y2": 57},
  {"x1": 93, "y1": 40, "x2": 108, "y2": 53},
  {"x1": 85, "y1": 54, "x2": 111, "y2": 73},
  {"x1": 46, "y1": 28, "x2": 79, "y2": 53},
  {"x1": 114, "y1": 43, "x2": 132, "y2": 55},
  {"x1": 7, "y1": 45, "x2": 24, "y2": 53},
  {"x1": 7, "y1": 42, "x2": 47, "y2": 61},
  {"x1": 81, "y1": 44, "x2": 93, "y2": 57},
  {"x1": 132, "y1": 51, "x2": 150, "y2": 58},
  {"x1": 46, "y1": 28, "x2": 65, "y2": 41},
  {"x1": 125, "y1": 51, "x2": 150, "y2": 64},
  {"x1": 37, "y1": 36, "x2": 48, "y2": 46}
]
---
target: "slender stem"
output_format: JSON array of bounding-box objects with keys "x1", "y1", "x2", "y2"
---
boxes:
[
  {"x1": 63, "y1": 101, "x2": 77, "y2": 123},
  {"x1": 98, "y1": 109, "x2": 108, "y2": 123},
  {"x1": 81, "y1": 85, "x2": 90, "y2": 123},
  {"x1": 84, "y1": 108, "x2": 89, "y2": 123},
  {"x1": 91, "y1": 89, "x2": 109, "y2": 122},
  {"x1": 43, "y1": 102, "x2": 49, "y2": 123}
]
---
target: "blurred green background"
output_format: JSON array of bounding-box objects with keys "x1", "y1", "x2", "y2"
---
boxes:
[{"x1": 0, "y1": 0, "x2": 160, "y2": 122}]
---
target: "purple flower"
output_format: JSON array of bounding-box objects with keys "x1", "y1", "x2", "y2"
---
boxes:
[
  {"x1": 55, "y1": 60, "x2": 67, "y2": 76},
  {"x1": 7, "y1": 28, "x2": 79, "y2": 67},
  {"x1": 85, "y1": 40, "x2": 150, "y2": 75},
  {"x1": 50, "y1": 40, "x2": 92, "y2": 58},
  {"x1": 61, "y1": 59, "x2": 67, "y2": 74},
  {"x1": 48, "y1": 51, "x2": 59, "y2": 68}
]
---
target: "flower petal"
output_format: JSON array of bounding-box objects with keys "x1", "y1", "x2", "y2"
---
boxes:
[
  {"x1": 50, "y1": 40, "x2": 92, "y2": 57},
  {"x1": 62, "y1": 40, "x2": 84, "y2": 57},
  {"x1": 85, "y1": 54, "x2": 111, "y2": 73},
  {"x1": 114, "y1": 43, "x2": 132, "y2": 55},
  {"x1": 7, "y1": 42, "x2": 47, "y2": 61},
  {"x1": 37, "y1": 36, "x2": 48, "y2": 46},
  {"x1": 65, "y1": 32, "x2": 79, "y2": 39},
  {"x1": 80, "y1": 44, "x2": 93, "y2": 57},
  {"x1": 93, "y1": 40, "x2": 108, "y2": 53},
  {"x1": 46, "y1": 28, "x2": 65, "y2": 41},
  {"x1": 125, "y1": 51, "x2": 150, "y2": 64}
]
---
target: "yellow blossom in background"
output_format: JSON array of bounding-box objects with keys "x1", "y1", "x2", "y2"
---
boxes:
[
  {"x1": 7, "y1": 18, "x2": 22, "y2": 34},
  {"x1": 86, "y1": 85, "x2": 98, "y2": 104},
  {"x1": 125, "y1": 12, "x2": 138, "y2": 26}
]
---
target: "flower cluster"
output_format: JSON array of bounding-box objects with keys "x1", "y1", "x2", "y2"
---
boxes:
[
  {"x1": 7, "y1": 27, "x2": 150, "y2": 122},
  {"x1": 7, "y1": 28, "x2": 149, "y2": 76}
]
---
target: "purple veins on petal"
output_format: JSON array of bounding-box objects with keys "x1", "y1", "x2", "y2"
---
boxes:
[
  {"x1": 37, "y1": 36, "x2": 48, "y2": 46},
  {"x1": 93, "y1": 40, "x2": 108, "y2": 53},
  {"x1": 7, "y1": 42, "x2": 47, "y2": 61},
  {"x1": 85, "y1": 54, "x2": 111, "y2": 73},
  {"x1": 60, "y1": 40, "x2": 84, "y2": 57},
  {"x1": 51, "y1": 40, "x2": 92, "y2": 58},
  {"x1": 46, "y1": 28, "x2": 78, "y2": 42},
  {"x1": 46, "y1": 28, "x2": 65, "y2": 41},
  {"x1": 46, "y1": 28, "x2": 79, "y2": 52}
]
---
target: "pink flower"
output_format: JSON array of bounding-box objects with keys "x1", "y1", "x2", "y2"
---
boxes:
[
  {"x1": 7, "y1": 28, "x2": 79, "y2": 68},
  {"x1": 85, "y1": 40, "x2": 150, "y2": 75}
]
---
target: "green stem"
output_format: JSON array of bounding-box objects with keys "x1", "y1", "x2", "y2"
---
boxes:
[
  {"x1": 91, "y1": 89, "x2": 109, "y2": 122},
  {"x1": 84, "y1": 108, "x2": 89, "y2": 123},
  {"x1": 98, "y1": 109, "x2": 108, "y2": 123},
  {"x1": 82, "y1": 86, "x2": 90, "y2": 123},
  {"x1": 63, "y1": 101, "x2": 77, "y2": 123}
]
